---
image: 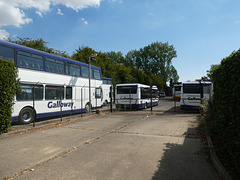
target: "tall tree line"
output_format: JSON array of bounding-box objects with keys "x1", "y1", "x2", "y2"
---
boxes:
[{"x1": 9, "y1": 38, "x2": 179, "y2": 91}]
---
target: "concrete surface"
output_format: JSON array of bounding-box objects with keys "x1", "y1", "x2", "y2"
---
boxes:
[{"x1": 0, "y1": 98, "x2": 220, "y2": 180}]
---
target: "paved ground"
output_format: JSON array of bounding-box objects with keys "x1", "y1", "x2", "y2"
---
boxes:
[{"x1": 0, "y1": 98, "x2": 220, "y2": 180}]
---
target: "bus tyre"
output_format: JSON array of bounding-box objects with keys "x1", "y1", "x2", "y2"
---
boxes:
[
  {"x1": 19, "y1": 107, "x2": 35, "y2": 124},
  {"x1": 85, "y1": 103, "x2": 92, "y2": 113},
  {"x1": 104, "y1": 100, "x2": 108, "y2": 106}
]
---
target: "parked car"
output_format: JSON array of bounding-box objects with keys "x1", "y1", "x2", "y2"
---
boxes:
[{"x1": 159, "y1": 92, "x2": 166, "y2": 98}]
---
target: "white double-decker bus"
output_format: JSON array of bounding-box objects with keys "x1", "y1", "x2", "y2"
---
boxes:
[
  {"x1": 180, "y1": 81, "x2": 213, "y2": 110},
  {"x1": 115, "y1": 83, "x2": 158, "y2": 109},
  {"x1": 0, "y1": 39, "x2": 110, "y2": 124}
]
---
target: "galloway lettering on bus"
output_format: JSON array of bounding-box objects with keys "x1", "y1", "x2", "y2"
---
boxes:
[
  {"x1": 187, "y1": 97, "x2": 201, "y2": 101},
  {"x1": 48, "y1": 101, "x2": 74, "y2": 108}
]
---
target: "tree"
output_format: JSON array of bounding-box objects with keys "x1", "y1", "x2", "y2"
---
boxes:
[
  {"x1": 8, "y1": 37, "x2": 70, "y2": 58},
  {"x1": 127, "y1": 41, "x2": 178, "y2": 85},
  {"x1": 106, "y1": 51, "x2": 125, "y2": 64},
  {"x1": 71, "y1": 46, "x2": 96, "y2": 64}
]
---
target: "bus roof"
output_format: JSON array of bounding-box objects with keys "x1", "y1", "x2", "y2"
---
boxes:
[
  {"x1": 182, "y1": 81, "x2": 212, "y2": 85},
  {"x1": 116, "y1": 83, "x2": 150, "y2": 88},
  {"x1": 102, "y1": 77, "x2": 112, "y2": 80},
  {"x1": 0, "y1": 39, "x2": 101, "y2": 70}
]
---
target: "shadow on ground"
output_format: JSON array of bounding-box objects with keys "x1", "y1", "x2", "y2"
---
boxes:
[{"x1": 151, "y1": 128, "x2": 219, "y2": 180}]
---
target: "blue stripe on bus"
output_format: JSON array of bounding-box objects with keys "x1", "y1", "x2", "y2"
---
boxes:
[
  {"x1": 118, "y1": 102, "x2": 158, "y2": 109},
  {"x1": 12, "y1": 106, "x2": 103, "y2": 122},
  {"x1": 181, "y1": 105, "x2": 200, "y2": 111}
]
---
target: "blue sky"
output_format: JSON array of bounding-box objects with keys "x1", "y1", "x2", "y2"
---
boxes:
[{"x1": 1, "y1": 0, "x2": 240, "y2": 82}]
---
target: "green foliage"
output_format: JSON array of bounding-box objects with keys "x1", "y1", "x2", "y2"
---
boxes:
[
  {"x1": 128, "y1": 42, "x2": 178, "y2": 83},
  {"x1": 206, "y1": 49, "x2": 240, "y2": 176},
  {"x1": 72, "y1": 46, "x2": 96, "y2": 64},
  {"x1": 8, "y1": 37, "x2": 179, "y2": 91},
  {"x1": 8, "y1": 37, "x2": 70, "y2": 58},
  {"x1": 71, "y1": 41, "x2": 179, "y2": 90},
  {"x1": 0, "y1": 59, "x2": 21, "y2": 134}
]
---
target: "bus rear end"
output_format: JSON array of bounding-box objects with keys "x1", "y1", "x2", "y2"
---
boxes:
[
  {"x1": 115, "y1": 84, "x2": 139, "y2": 109},
  {"x1": 180, "y1": 81, "x2": 212, "y2": 111},
  {"x1": 180, "y1": 82, "x2": 201, "y2": 110}
]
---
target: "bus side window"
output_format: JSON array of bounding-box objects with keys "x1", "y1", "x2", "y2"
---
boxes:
[
  {"x1": 45, "y1": 86, "x2": 64, "y2": 100},
  {"x1": 0, "y1": 45, "x2": 15, "y2": 62},
  {"x1": 81, "y1": 66, "x2": 89, "y2": 78},
  {"x1": 95, "y1": 88, "x2": 102, "y2": 99},
  {"x1": 66, "y1": 87, "x2": 72, "y2": 99},
  {"x1": 45, "y1": 57, "x2": 64, "y2": 74},
  {"x1": 17, "y1": 50, "x2": 43, "y2": 70},
  {"x1": 16, "y1": 84, "x2": 43, "y2": 101}
]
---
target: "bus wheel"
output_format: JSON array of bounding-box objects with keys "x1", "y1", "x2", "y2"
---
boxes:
[
  {"x1": 144, "y1": 103, "x2": 147, "y2": 109},
  {"x1": 85, "y1": 103, "x2": 92, "y2": 113},
  {"x1": 19, "y1": 107, "x2": 35, "y2": 124},
  {"x1": 105, "y1": 100, "x2": 108, "y2": 105}
]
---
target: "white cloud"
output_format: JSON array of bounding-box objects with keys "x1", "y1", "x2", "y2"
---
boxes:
[
  {"x1": 57, "y1": 8, "x2": 64, "y2": 15},
  {"x1": 54, "y1": 0, "x2": 101, "y2": 12},
  {"x1": 36, "y1": 11, "x2": 43, "y2": 17},
  {"x1": 81, "y1": 18, "x2": 88, "y2": 25},
  {"x1": 108, "y1": 0, "x2": 123, "y2": 3},
  {"x1": 0, "y1": 1, "x2": 32, "y2": 28},
  {"x1": 0, "y1": 0, "x2": 103, "y2": 38},
  {"x1": 3, "y1": 0, "x2": 51, "y2": 13},
  {"x1": 0, "y1": 29, "x2": 10, "y2": 39}
]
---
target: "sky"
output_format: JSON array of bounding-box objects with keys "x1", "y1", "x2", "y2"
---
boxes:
[{"x1": 0, "y1": 0, "x2": 240, "y2": 82}]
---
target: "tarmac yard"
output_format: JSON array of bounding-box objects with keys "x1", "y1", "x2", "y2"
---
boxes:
[{"x1": 0, "y1": 98, "x2": 219, "y2": 180}]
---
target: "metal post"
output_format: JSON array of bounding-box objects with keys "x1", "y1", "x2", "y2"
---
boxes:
[
  {"x1": 32, "y1": 85, "x2": 35, "y2": 127},
  {"x1": 95, "y1": 88, "x2": 98, "y2": 111},
  {"x1": 174, "y1": 86, "x2": 176, "y2": 112},
  {"x1": 110, "y1": 86, "x2": 113, "y2": 112},
  {"x1": 200, "y1": 81, "x2": 203, "y2": 104},
  {"x1": 88, "y1": 53, "x2": 97, "y2": 114},
  {"x1": 81, "y1": 85, "x2": 85, "y2": 117},
  {"x1": 60, "y1": 87, "x2": 62, "y2": 122},
  {"x1": 88, "y1": 56, "x2": 91, "y2": 114},
  {"x1": 81, "y1": 87, "x2": 83, "y2": 117},
  {"x1": 130, "y1": 88, "x2": 132, "y2": 111},
  {"x1": 150, "y1": 85, "x2": 153, "y2": 112}
]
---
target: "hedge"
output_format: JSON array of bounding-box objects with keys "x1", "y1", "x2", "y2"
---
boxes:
[
  {"x1": 207, "y1": 49, "x2": 240, "y2": 176},
  {"x1": 0, "y1": 59, "x2": 20, "y2": 134}
]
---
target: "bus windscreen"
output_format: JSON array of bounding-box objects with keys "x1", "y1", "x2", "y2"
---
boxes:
[
  {"x1": 117, "y1": 85, "x2": 137, "y2": 94},
  {"x1": 183, "y1": 84, "x2": 200, "y2": 94}
]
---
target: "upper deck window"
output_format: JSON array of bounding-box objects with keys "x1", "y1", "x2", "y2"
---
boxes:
[
  {"x1": 45, "y1": 57, "x2": 64, "y2": 74},
  {"x1": 103, "y1": 79, "x2": 113, "y2": 84},
  {"x1": 17, "y1": 50, "x2": 43, "y2": 70},
  {"x1": 93, "y1": 69, "x2": 101, "y2": 80},
  {"x1": 81, "y1": 66, "x2": 89, "y2": 78},
  {"x1": 103, "y1": 80, "x2": 108, "y2": 84},
  {"x1": 66, "y1": 63, "x2": 80, "y2": 76},
  {"x1": 0, "y1": 45, "x2": 14, "y2": 62}
]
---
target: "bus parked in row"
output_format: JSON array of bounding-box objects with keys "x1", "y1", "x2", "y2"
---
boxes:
[
  {"x1": 172, "y1": 82, "x2": 182, "y2": 100},
  {"x1": 0, "y1": 39, "x2": 112, "y2": 124},
  {"x1": 102, "y1": 77, "x2": 113, "y2": 105},
  {"x1": 180, "y1": 81, "x2": 213, "y2": 110},
  {"x1": 115, "y1": 83, "x2": 159, "y2": 110}
]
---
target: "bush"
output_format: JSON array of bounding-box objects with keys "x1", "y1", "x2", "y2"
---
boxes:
[
  {"x1": 207, "y1": 49, "x2": 240, "y2": 177},
  {"x1": 0, "y1": 59, "x2": 20, "y2": 134}
]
